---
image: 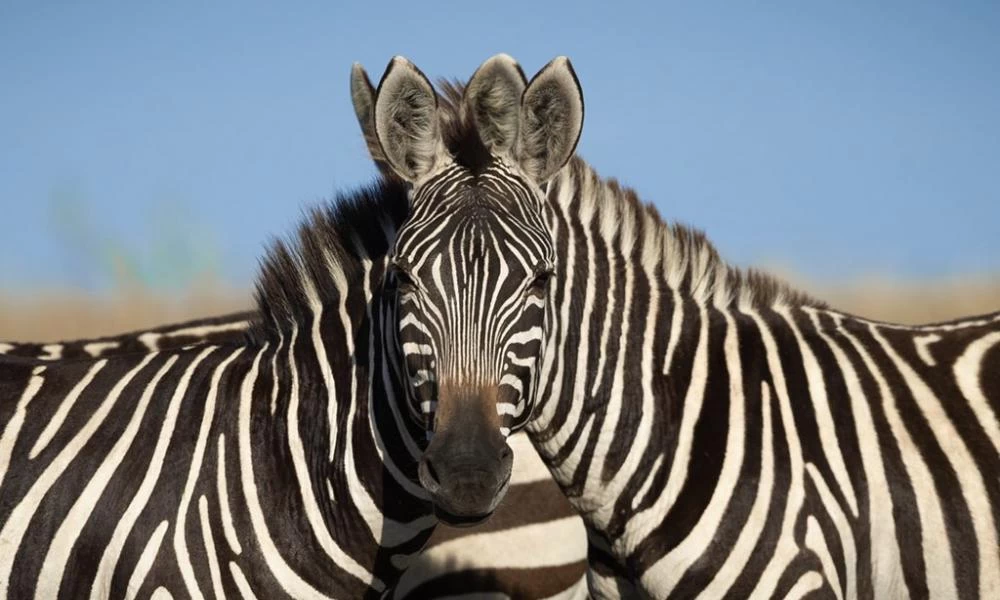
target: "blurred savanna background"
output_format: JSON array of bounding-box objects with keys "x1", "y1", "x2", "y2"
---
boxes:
[{"x1": 2, "y1": 1, "x2": 998, "y2": 341}]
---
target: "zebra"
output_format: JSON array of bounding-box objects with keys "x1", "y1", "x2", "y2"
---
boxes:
[
  {"x1": 1, "y1": 313, "x2": 587, "y2": 598},
  {"x1": 348, "y1": 54, "x2": 576, "y2": 524},
  {"x1": 356, "y1": 54, "x2": 1000, "y2": 598}
]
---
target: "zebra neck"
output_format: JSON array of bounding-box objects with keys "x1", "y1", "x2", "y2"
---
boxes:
[
  {"x1": 540, "y1": 157, "x2": 818, "y2": 311},
  {"x1": 528, "y1": 157, "x2": 822, "y2": 519},
  {"x1": 237, "y1": 307, "x2": 432, "y2": 591},
  {"x1": 236, "y1": 244, "x2": 433, "y2": 589}
]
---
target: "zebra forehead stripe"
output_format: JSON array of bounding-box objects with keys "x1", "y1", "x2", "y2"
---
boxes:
[
  {"x1": 498, "y1": 110, "x2": 1000, "y2": 597},
  {"x1": 0, "y1": 68, "x2": 590, "y2": 596}
]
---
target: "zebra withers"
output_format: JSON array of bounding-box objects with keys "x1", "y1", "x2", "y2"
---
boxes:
[{"x1": 358, "y1": 54, "x2": 1000, "y2": 598}]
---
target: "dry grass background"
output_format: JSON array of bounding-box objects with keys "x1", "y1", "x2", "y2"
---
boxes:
[
  {"x1": 807, "y1": 276, "x2": 1000, "y2": 325},
  {"x1": 0, "y1": 287, "x2": 251, "y2": 341},
  {"x1": 1, "y1": 276, "x2": 998, "y2": 342}
]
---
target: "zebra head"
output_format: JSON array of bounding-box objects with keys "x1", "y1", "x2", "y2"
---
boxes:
[{"x1": 362, "y1": 54, "x2": 583, "y2": 524}]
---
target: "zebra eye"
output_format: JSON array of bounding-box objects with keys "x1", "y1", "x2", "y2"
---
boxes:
[
  {"x1": 390, "y1": 264, "x2": 418, "y2": 294},
  {"x1": 527, "y1": 269, "x2": 553, "y2": 293}
]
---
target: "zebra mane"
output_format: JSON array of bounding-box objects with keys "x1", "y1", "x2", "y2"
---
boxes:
[
  {"x1": 435, "y1": 79, "x2": 494, "y2": 173},
  {"x1": 557, "y1": 157, "x2": 823, "y2": 309},
  {"x1": 249, "y1": 177, "x2": 410, "y2": 342}
]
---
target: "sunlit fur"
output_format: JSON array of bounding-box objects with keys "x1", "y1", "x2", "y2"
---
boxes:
[{"x1": 531, "y1": 155, "x2": 1000, "y2": 598}]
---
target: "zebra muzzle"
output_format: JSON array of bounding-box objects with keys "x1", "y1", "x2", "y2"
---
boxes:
[{"x1": 418, "y1": 430, "x2": 513, "y2": 525}]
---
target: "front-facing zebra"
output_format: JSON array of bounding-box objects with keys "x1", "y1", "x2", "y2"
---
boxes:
[
  {"x1": 359, "y1": 54, "x2": 1000, "y2": 598},
  {"x1": 0, "y1": 55, "x2": 600, "y2": 597},
  {"x1": 362, "y1": 54, "x2": 578, "y2": 523}
]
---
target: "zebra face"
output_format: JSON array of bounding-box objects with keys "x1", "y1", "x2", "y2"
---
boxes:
[
  {"x1": 388, "y1": 165, "x2": 554, "y2": 523},
  {"x1": 366, "y1": 53, "x2": 583, "y2": 522},
  {"x1": 390, "y1": 164, "x2": 555, "y2": 423}
]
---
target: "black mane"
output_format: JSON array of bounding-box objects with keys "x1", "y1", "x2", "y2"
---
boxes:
[
  {"x1": 436, "y1": 79, "x2": 494, "y2": 174},
  {"x1": 248, "y1": 177, "x2": 409, "y2": 343}
]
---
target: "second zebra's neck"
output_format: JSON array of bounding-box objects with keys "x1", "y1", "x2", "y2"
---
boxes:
[
  {"x1": 237, "y1": 177, "x2": 438, "y2": 590},
  {"x1": 230, "y1": 289, "x2": 434, "y2": 594},
  {"x1": 527, "y1": 157, "x2": 821, "y2": 522}
]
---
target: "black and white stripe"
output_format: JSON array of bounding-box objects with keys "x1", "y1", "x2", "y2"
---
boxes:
[
  {"x1": 391, "y1": 160, "x2": 554, "y2": 435},
  {"x1": 0, "y1": 182, "x2": 436, "y2": 598},
  {"x1": 3, "y1": 314, "x2": 588, "y2": 598}
]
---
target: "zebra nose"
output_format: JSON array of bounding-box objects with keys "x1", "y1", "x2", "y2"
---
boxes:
[{"x1": 418, "y1": 447, "x2": 514, "y2": 526}]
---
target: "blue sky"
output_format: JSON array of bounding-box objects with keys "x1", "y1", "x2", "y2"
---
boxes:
[{"x1": 2, "y1": 1, "x2": 998, "y2": 291}]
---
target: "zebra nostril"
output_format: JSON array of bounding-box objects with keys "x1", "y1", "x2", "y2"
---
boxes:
[{"x1": 418, "y1": 458, "x2": 442, "y2": 493}]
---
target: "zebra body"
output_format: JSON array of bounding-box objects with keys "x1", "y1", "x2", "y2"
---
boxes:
[
  {"x1": 534, "y1": 158, "x2": 1000, "y2": 598},
  {"x1": 0, "y1": 183, "x2": 440, "y2": 598},
  {"x1": 1, "y1": 194, "x2": 587, "y2": 598},
  {"x1": 357, "y1": 54, "x2": 1000, "y2": 598}
]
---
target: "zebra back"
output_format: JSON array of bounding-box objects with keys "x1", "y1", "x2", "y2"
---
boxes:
[{"x1": 0, "y1": 312, "x2": 254, "y2": 361}]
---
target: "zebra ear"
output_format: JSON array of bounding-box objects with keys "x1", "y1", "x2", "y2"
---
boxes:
[
  {"x1": 373, "y1": 56, "x2": 448, "y2": 183},
  {"x1": 464, "y1": 54, "x2": 527, "y2": 155},
  {"x1": 514, "y1": 56, "x2": 584, "y2": 183},
  {"x1": 350, "y1": 63, "x2": 391, "y2": 173}
]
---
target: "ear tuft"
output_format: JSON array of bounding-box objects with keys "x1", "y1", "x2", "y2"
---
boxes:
[
  {"x1": 373, "y1": 56, "x2": 447, "y2": 182},
  {"x1": 515, "y1": 56, "x2": 584, "y2": 183},
  {"x1": 350, "y1": 63, "x2": 375, "y2": 128},
  {"x1": 464, "y1": 54, "x2": 527, "y2": 155},
  {"x1": 350, "y1": 63, "x2": 389, "y2": 170}
]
